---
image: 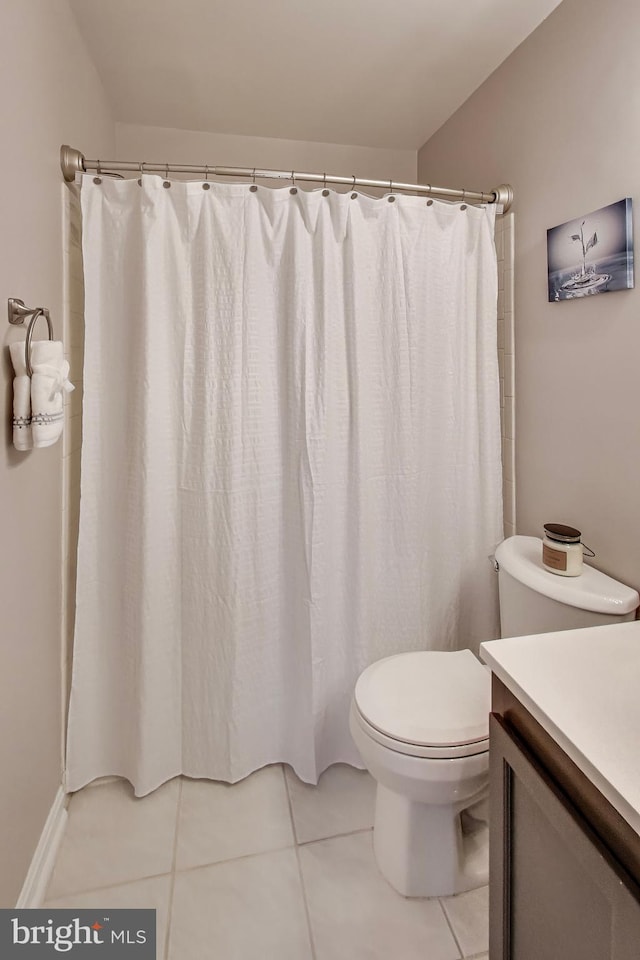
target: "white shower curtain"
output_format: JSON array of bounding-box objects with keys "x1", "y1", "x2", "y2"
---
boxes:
[{"x1": 66, "y1": 174, "x2": 503, "y2": 796}]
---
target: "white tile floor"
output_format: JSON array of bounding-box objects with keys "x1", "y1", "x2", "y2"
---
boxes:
[{"x1": 45, "y1": 764, "x2": 488, "y2": 960}]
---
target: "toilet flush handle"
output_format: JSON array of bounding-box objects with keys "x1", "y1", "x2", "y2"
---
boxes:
[{"x1": 488, "y1": 555, "x2": 499, "y2": 572}]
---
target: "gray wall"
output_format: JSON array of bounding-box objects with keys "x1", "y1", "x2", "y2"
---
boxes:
[
  {"x1": 418, "y1": 0, "x2": 640, "y2": 592},
  {"x1": 0, "y1": 0, "x2": 113, "y2": 906}
]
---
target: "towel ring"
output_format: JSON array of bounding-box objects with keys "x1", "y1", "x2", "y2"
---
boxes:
[
  {"x1": 8, "y1": 300, "x2": 55, "y2": 377},
  {"x1": 25, "y1": 308, "x2": 54, "y2": 377}
]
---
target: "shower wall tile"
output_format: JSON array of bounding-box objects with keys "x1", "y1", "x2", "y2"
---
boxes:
[
  {"x1": 504, "y1": 308, "x2": 514, "y2": 356},
  {"x1": 503, "y1": 401, "x2": 514, "y2": 442},
  {"x1": 504, "y1": 352, "x2": 515, "y2": 400},
  {"x1": 502, "y1": 440, "x2": 514, "y2": 482},
  {"x1": 61, "y1": 184, "x2": 84, "y2": 764},
  {"x1": 62, "y1": 413, "x2": 83, "y2": 458},
  {"x1": 63, "y1": 380, "x2": 83, "y2": 419},
  {"x1": 496, "y1": 212, "x2": 516, "y2": 534},
  {"x1": 503, "y1": 480, "x2": 515, "y2": 527},
  {"x1": 65, "y1": 345, "x2": 84, "y2": 382}
]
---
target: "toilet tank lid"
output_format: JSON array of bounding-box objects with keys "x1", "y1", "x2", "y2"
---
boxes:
[{"x1": 495, "y1": 536, "x2": 639, "y2": 616}]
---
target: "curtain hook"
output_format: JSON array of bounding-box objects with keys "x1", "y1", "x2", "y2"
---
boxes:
[
  {"x1": 290, "y1": 170, "x2": 297, "y2": 195},
  {"x1": 322, "y1": 172, "x2": 329, "y2": 197},
  {"x1": 203, "y1": 164, "x2": 211, "y2": 190},
  {"x1": 461, "y1": 188, "x2": 467, "y2": 210},
  {"x1": 94, "y1": 160, "x2": 102, "y2": 184},
  {"x1": 137, "y1": 161, "x2": 144, "y2": 186},
  {"x1": 351, "y1": 175, "x2": 357, "y2": 199},
  {"x1": 250, "y1": 168, "x2": 258, "y2": 192}
]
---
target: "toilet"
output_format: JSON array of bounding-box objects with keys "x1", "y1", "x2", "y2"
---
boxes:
[{"x1": 350, "y1": 535, "x2": 639, "y2": 898}]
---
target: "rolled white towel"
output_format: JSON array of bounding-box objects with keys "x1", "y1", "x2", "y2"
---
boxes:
[
  {"x1": 30, "y1": 340, "x2": 75, "y2": 448},
  {"x1": 9, "y1": 341, "x2": 33, "y2": 451}
]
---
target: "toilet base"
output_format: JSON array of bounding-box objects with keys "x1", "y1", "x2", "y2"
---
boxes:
[{"x1": 373, "y1": 784, "x2": 489, "y2": 898}]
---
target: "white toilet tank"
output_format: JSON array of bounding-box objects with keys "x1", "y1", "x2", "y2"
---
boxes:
[{"x1": 496, "y1": 536, "x2": 639, "y2": 638}]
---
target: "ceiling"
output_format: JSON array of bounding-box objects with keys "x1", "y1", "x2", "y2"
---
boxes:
[{"x1": 69, "y1": 0, "x2": 563, "y2": 150}]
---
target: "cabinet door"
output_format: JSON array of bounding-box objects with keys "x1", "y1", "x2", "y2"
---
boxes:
[{"x1": 489, "y1": 714, "x2": 640, "y2": 960}]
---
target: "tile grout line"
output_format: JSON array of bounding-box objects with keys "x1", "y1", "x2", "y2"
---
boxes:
[
  {"x1": 282, "y1": 765, "x2": 318, "y2": 960},
  {"x1": 281, "y1": 765, "x2": 300, "y2": 846},
  {"x1": 163, "y1": 777, "x2": 183, "y2": 960},
  {"x1": 149, "y1": 822, "x2": 375, "y2": 881},
  {"x1": 297, "y1": 825, "x2": 373, "y2": 847},
  {"x1": 44, "y1": 870, "x2": 174, "y2": 904},
  {"x1": 171, "y1": 842, "x2": 296, "y2": 876},
  {"x1": 438, "y1": 897, "x2": 464, "y2": 960}
]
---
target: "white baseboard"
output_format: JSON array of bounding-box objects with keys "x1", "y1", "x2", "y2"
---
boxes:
[{"x1": 15, "y1": 787, "x2": 68, "y2": 908}]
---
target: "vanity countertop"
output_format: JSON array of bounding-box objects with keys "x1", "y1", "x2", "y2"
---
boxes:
[{"x1": 480, "y1": 619, "x2": 640, "y2": 836}]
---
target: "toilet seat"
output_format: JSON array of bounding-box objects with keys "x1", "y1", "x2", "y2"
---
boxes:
[
  {"x1": 351, "y1": 705, "x2": 489, "y2": 759},
  {"x1": 353, "y1": 650, "x2": 490, "y2": 759}
]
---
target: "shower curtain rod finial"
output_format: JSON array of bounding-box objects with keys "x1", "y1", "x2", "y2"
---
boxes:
[
  {"x1": 60, "y1": 144, "x2": 86, "y2": 183},
  {"x1": 492, "y1": 184, "x2": 513, "y2": 213}
]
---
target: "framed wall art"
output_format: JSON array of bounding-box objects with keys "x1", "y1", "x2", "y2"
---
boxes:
[{"x1": 547, "y1": 198, "x2": 634, "y2": 301}]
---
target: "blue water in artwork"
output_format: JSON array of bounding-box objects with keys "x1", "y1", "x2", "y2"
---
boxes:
[{"x1": 548, "y1": 252, "x2": 634, "y2": 301}]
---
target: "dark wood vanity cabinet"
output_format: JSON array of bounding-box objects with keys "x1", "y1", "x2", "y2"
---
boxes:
[{"x1": 489, "y1": 678, "x2": 640, "y2": 960}]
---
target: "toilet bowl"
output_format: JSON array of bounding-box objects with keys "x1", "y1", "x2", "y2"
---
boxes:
[{"x1": 349, "y1": 650, "x2": 490, "y2": 898}]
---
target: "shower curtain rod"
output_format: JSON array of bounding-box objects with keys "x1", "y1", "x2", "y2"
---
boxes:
[{"x1": 60, "y1": 145, "x2": 514, "y2": 212}]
